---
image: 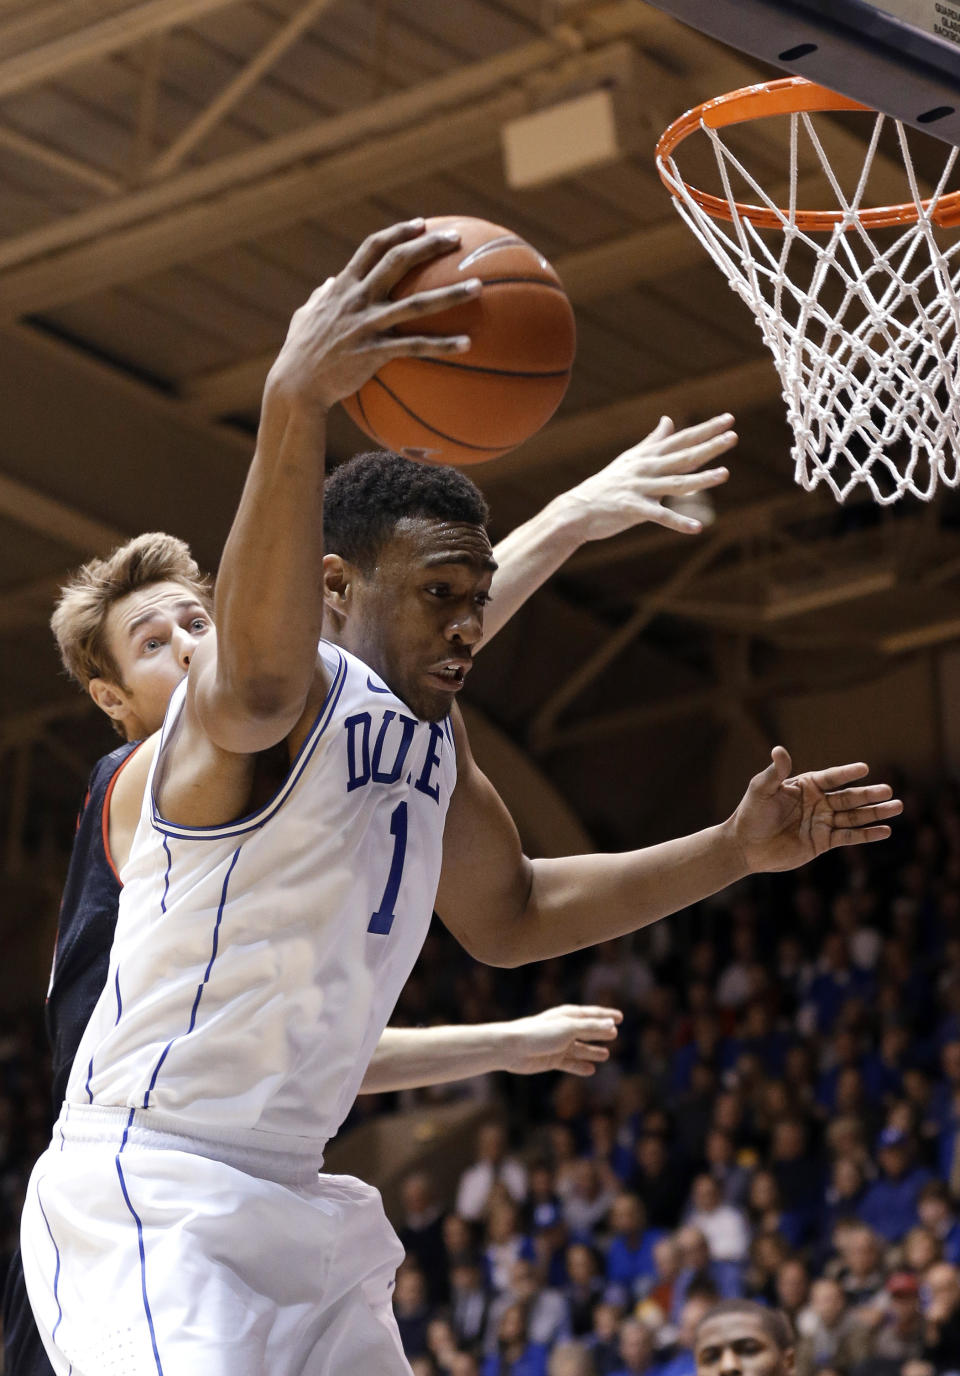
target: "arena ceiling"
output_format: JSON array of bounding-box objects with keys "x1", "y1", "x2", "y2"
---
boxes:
[{"x1": 1, "y1": 0, "x2": 959, "y2": 897}]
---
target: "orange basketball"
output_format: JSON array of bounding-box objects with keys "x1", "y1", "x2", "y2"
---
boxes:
[{"x1": 341, "y1": 216, "x2": 576, "y2": 466}]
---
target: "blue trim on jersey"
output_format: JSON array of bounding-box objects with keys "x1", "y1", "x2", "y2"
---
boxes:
[
  {"x1": 367, "y1": 674, "x2": 392, "y2": 694},
  {"x1": 141, "y1": 847, "x2": 241, "y2": 1110},
  {"x1": 160, "y1": 837, "x2": 172, "y2": 912},
  {"x1": 35, "y1": 1181, "x2": 71, "y2": 1371},
  {"x1": 115, "y1": 1108, "x2": 164, "y2": 1376},
  {"x1": 81, "y1": 950, "x2": 123, "y2": 1107},
  {"x1": 150, "y1": 649, "x2": 348, "y2": 841}
]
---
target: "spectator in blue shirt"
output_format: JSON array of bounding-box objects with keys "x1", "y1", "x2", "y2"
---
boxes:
[
  {"x1": 703, "y1": 1130, "x2": 753, "y2": 1210},
  {"x1": 858, "y1": 1127, "x2": 933, "y2": 1242},
  {"x1": 481, "y1": 1301, "x2": 549, "y2": 1376},
  {"x1": 804, "y1": 934, "x2": 874, "y2": 1033},
  {"x1": 588, "y1": 1111, "x2": 635, "y2": 1185},
  {"x1": 670, "y1": 1227, "x2": 742, "y2": 1324},
  {"x1": 605, "y1": 1194, "x2": 665, "y2": 1295},
  {"x1": 818, "y1": 1156, "x2": 869, "y2": 1257}
]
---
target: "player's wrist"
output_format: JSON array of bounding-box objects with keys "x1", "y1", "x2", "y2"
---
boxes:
[
  {"x1": 537, "y1": 491, "x2": 605, "y2": 553},
  {"x1": 713, "y1": 816, "x2": 754, "y2": 883},
  {"x1": 262, "y1": 356, "x2": 336, "y2": 417},
  {"x1": 495, "y1": 1018, "x2": 527, "y2": 1073}
]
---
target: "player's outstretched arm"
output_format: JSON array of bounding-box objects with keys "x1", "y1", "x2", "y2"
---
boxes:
[
  {"x1": 480, "y1": 414, "x2": 736, "y2": 646},
  {"x1": 191, "y1": 221, "x2": 482, "y2": 755},
  {"x1": 358, "y1": 1004, "x2": 622, "y2": 1093},
  {"x1": 436, "y1": 726, "x2": 902, "y2": 967}
]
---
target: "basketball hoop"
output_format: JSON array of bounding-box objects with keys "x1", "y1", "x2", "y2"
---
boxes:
[{"x1": 656, "y1": 76, "x2": 960, "y2": 504}]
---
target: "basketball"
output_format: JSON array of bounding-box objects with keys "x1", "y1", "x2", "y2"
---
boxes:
[{"x1": 341, "y1": 215, "x2": 576, "y2": 466}]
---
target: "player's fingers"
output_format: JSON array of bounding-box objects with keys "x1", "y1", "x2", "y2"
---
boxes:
[
  {"x1": 826, "y1": 784, "x2": 893, "y2": 810},
  {"x1": 830, "y1": 800, "x2": 903, "y2": 830},
  {"x1": 571, "y1": 1019, "x2": 620, "y2": 1042},
  {"x1": 572, "y1": 1040, "x2": 611, "y2": 1059},
  {"x1": 552, "y1": 1004, "x2": 622, "y2": 1023},
  {"x1": 645, "y1": 434, "x2": 739, "y2": 475},
  {"x1": 830, "y1": 825, "x2": 893, "y2": 849},
  {"x1": 644, "y1": 416, "x2": 675, "y2": 444},
  {"x1": 369, "y1": 333, "x2": 472, "y2": 361},
  {"x1": 570, "y1": 1041, "x2": 611, "y2": 1062},
  {"x1": 569, "y1": 1005, "x2": 624, "y2": 1022},
  {"x1": 755, "y1": 746, "x2": 793, "y2": 797},
  {"x1": 643, "y1": 502, "x2": 706, "y2": 535},
  {"x1": 363, "y1": 225, "x2": 463, "y2": 297},
  {"x1": 806, "y1": 761, "x2": 871, "y2": 791},
  {"x1": 630, "y1": 468, "x2": 730, "y2": 495},
  {"x1": 655, "y1": 413, "x2": 736, "y2": 453},
  {"x1": 345, "y1": 219, "x2": 427, "y2": 281},
  {"x1": 372, "y1": 278, "x2": 482, "y2": 331}
]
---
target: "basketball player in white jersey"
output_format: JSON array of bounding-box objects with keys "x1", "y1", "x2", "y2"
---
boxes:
[
  {"x1": 21, "y1": 219, "x2": 901, "y2": 1376},
  {"x1": 10, "y1": 382, "x2": 740, "y2": 1376}
]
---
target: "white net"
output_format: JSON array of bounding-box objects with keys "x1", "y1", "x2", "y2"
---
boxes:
[{"x1": 658, "y1": 106, "x2": 960, "y2": 504}]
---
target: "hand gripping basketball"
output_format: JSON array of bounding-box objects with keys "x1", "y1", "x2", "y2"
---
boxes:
[
  {"x1": 267, "y1": 219, "x2": 483, "y2": 413},
  {"x1": 342, "y1": 215, "x2": 577, "y2": 465}
]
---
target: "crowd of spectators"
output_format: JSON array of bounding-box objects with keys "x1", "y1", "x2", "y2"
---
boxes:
[
  {"x1": 373, "y1": 774, "x2": 960, "y2": 1376},
  {"x1": 5, "y1": 773, "x2": 960, "y2": 1376}
]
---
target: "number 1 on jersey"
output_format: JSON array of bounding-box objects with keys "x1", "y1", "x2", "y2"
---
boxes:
[{"x1": 368, "y1": 802, "x2": 408, "y2": 935}]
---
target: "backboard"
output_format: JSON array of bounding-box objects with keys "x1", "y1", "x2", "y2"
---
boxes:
[{"x1": 645, "y1": 0, "x2": 960, "y2": 144}]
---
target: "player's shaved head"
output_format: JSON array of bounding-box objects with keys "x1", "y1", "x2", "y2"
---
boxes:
[
  {"x1": 698, "y1": 1301, "x2": 793, "y2": 1349},
  {"x1": 695, "y1": 1301, "x2": 794, "y2": 1376}
]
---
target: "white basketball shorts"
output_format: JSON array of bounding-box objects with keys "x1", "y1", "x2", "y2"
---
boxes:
[{"x1": 21, "y1": 1104, "x2": 413, "y2": 1376}]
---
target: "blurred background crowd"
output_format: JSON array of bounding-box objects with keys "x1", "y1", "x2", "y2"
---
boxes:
[{"x1": 5, "y1": 769, "x2": 960, "y2": 1376}]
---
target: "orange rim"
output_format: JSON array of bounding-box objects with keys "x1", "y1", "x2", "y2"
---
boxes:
[{"x1": 656, "y1": 76, "x2": 960, "y2": 231}]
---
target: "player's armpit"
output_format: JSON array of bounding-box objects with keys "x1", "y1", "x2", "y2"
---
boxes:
[
  {"x1": 190, "y1": 634, "x2": 327, "y2": 756},
  {"x1": 434, "y1": 707, "x2": 533, "y2": 966}
]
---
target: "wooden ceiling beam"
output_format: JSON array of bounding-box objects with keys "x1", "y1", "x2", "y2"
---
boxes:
[
  {"x1": 0, "y1": 13, "x2": 669, "y2": 307},
  {"x1": 147, "y1": 0, "x2": 339, "y2": 181},
  {"x1": 0, "y1": 92, "x2": 526, "y2": 321},
  {"x1": 0, "y1": 0, "x2": 242, "y2": 99},
  {"x1": 0, "y1": 123, "x2": 123, "y2": 193},
  {"x1": 0, "y1": 470, "x2": 128, "y2": 552},
  {"x1": 0, "y1": 30, "x2": 578, "y2": 275}
]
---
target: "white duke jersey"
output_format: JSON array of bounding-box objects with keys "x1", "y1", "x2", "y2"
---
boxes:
[{"x1": 65, "y1": 641, "x2": 457, "y2": 1153}]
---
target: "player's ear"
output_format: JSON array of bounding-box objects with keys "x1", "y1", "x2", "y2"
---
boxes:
[
  {"x1": 88, "y1": 677, "x2": 128, "y2": 723},
  {"x1": 322, "y1": 554, "x2": 353, "y2": 622}
]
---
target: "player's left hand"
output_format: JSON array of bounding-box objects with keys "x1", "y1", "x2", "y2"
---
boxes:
[
  {"x1": 502, "y1": 1004, "x2": 622, "y2": 1076},
  {"x1": 558, "y1": 413, "x2": 737, "y2": 539},
  {"x1": 727, "y1": 747, "x2": 902, "y2": 873}
]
